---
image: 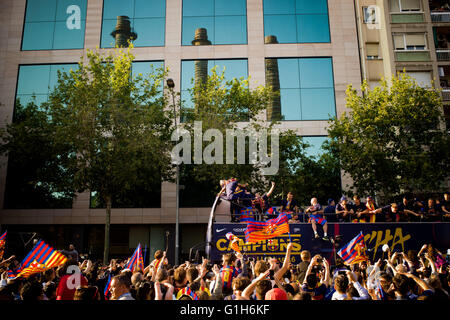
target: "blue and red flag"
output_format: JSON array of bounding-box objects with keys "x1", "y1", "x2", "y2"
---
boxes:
[
  {"x1": 104, "y1": 274, "x2": 112, "y2": 300},
  {"x1": 0, "y1": 230, "x2": 6, "y2": 260},
  {"x1": 125, "y1": 243, "x2": 144, "y2": 272},
  {"x1": 176, "y1": 286, "x2": 199, "y2": 300},
  {"x1": 8, "y1": 239, "x2": 67, "y2": 278},
  {"x1": 337, "y1": 231, "x2": 368, "y2": 265},
  {"x1": 244, "y1": 213, "x2": 290, "y2": 244},
  {"x1": 376, "y1": 283, "x2": 387, "y2": 300}
]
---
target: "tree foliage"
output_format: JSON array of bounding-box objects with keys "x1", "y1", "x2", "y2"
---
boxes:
[
  {"x1": 0, "y1": 100, "x2": 74, "y2": 208},
  {"x1": 178, "y1": 67, "x2": 341, "y2": 207},
  {"x1": 327, "y1": 73, "x2": 450, "y2": 200}
]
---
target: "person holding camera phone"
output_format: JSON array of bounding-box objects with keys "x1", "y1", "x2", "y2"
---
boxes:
[{"x1": 301, "y1": 254, "x2": 330, "y2": 300}]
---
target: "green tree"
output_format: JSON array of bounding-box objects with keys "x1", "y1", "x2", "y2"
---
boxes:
[
  {"x1": 0, "y1": 100, "x2": 74, "y2": 209},
  {"x1": 177, "y1": 67, "x2": 275, "y2": 206},
  {"x1": 44, "y1": 47, "x2": 173, "y2": 263},
  {"x1": 327, "y1": 73, "x2": 450, "y2": 201},
  {"x1": 177, "y1": 67, "x2": 342, "y2": 207}
]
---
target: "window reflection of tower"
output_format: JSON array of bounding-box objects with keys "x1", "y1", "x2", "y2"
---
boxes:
[
  {"x1": 192, "y1": 28, "x2": 212, "y2": 114},
  {"x1": 265, "y1": 35, "x2": 282, "y2": 121},
  {"x1": 111, "y1": 16, "x2": 137, "y2": 48}
]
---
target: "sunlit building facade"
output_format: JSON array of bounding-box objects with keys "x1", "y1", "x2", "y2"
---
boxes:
[{"x1": 0, "y1": 0, "x2": 361, "y2": 260}]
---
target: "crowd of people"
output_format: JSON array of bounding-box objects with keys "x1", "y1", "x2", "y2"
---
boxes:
[
  {"x1": 0, "y1": 241, "x2": 448, "y2": 301},
  {"x1": 218, "y1": 179, "x2": 450, "y2": 224}
]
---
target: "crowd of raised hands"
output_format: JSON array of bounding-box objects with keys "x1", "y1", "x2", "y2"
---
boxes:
[{"x1": 0, "y1": 242, "x2": 449, "y2": 300}]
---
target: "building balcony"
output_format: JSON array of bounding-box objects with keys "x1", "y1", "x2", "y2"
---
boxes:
[
  {"x1": 436, "y1": 50, "x2": 450, "y2": 61},
  {"x1": 391, "y1": 12, "x2": 424, "y2": 23},
  {"x1": 431, "y1": 12, "x2": 450, "y2": 23},
  {"x1": 395, "y1": 50, "x2": 430, "y2": 62}
]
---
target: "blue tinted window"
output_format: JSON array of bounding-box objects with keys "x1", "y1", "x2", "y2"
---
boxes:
[
  {"x1": 22, "y1": 0, "x2": 87, "y2": 50},
  {"x1": 22, "y1": 22, "x2": 54, "y2": 50},
  {"x1": 215, "y1": 16, "x2": 247, "y2": 45},
  {"x1": 25, "y1": 0, "x2": 56, "y2": 22},
  {"x1": 278, "y1": 59, "x2": 300, "y2": 88},
  {"x1": 134, "y1": 0, "x2": 166, "y2": 18},
  {"x1": 297, "y1": 15, "x2": 330, "y2": 43},
  {"x1": 299, "y1": 58, "x2": 333, "y2": 88},
  {"x1": 264, "y1": 15, "x2": 297, "y2": 44},
  {"x1": 182, "y1": 17, "x2": 215, "y2": 46},
  {"x1": 53, "y1": 20, "x2": 86, "y2": 49},
  {"x1": 103, "y1": 0, "x2": 133, "y2": 19},
  {"x1": 263, "y1": 0, "x2": 330, "y2": 43},
  {"x1": 56, "y1": 0, "x2": 88, "y2": 21},
  {"x1": 264, "y1": 0, "x2": 295, "y2": 14},
  {"x1": 280, "y1": 89, "x2": 301, "y2": 120},
  {"x1": 215, "y1": 0, "x2": 247, "y2": 15},
  {"x1": 302, "y1": 136, "x2": 328, "y2": 158},
  {"x1": 183, "y1": 0, "x2": 214, "y2": 17},
  {"x1": 295, "y1": 0, "x2": 328, "y2": 14},
  {"x1": 101, "y1": 0, "x2": 166, "y2": 47},
  {"x1": 300, "y1": 88, "x2": 335, "y2": 120},
  {"x1": 182, "y1": 0, "x2": 247, "y2": 45},
  {"x1": 271, "y1": 57, "x2": 335, "y2": 120},
  {"x1": 16, "y1": 64, "x2": 78, "y2": 108},
  {"x1": 181, "y1": 59, "x2": 248, "y2": 111}
]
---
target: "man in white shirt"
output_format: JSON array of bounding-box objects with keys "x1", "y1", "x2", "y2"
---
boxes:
[{"x1": 110, "y1": 274, "x2": 135, "y2": 300}]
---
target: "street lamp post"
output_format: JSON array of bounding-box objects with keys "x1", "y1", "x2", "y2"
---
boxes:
[{"x1": 166, "y1": 78, "x2": 179, "y2": 266}]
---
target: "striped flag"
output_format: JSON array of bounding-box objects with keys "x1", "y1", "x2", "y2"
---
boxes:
[
  {"x1": 376, "y1": 283, "x2": 387, "y2": 300},
  {"x1": 9, "y1": 239, "x2": 67, "y2": 279},
  {"x1": 244, "y1": 213, "x2": 290, "y2": 244},
  {"x1": 0, "y1": 230, "x2": 6, "y2": 260},
  {"x1": 225, "y1": 232, "x2": 242, "y2": 253},
  {"x1": 176, "y1": 286, "x2": 199, "y2": 300},
  {"x1": 104, "y1": 274, "x2": 112, "y2": 300},
  {"x1": 337, "y1": 231, "x2": 368, "y2": 265},
  {"x1": 125, "y1": 243, "x2": 144, "y2": 272},
  {"x1": 15, "y1": 260, "x2": 48, "y2": 278}
]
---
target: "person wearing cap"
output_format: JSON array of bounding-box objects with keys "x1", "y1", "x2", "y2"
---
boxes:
[
  {"x1": 265, "y1": 287, "x2": 287, "y2": 300},
  {"x1": 323, "y1": 198, "x2": 337, "y2": 222},
  {"x1": 305, "y1": 198, "x2": 329, "y2": 241},
  {"x1": 335, "y1": 196, "x2": 354, "y2": 222}
]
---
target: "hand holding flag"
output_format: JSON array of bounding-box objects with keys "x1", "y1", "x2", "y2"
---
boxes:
[{"x1": 337, "y1": 231, "x2": 368, "y2": 265}]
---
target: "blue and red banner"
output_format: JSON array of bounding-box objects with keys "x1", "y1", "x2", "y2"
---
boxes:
[
  {"x1": 8, "y1": 239, "x2": 67, "y2": 278},
  {"x1": 0, "y1": 230, "x2": 6, "y2": 260},
  {"x1": 337, "y1": 231, "x2": 368, "y2": 265},
  {"x1": 125, "y1": 243, "x2": 144, "y2": 272},
  {"x1": 244, "y1": 213, "x2": 290, "y2": 244}
]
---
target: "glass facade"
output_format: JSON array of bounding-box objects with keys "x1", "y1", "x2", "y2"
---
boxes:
[
  {"x1": 22, "y1": 0, "x2": 87, "y2": 50},
  {"x1": 181, "y1": 59, "x2": 248, "y2": 110},
  {"x1": 101, "y1": 0, "x2": 166, "y2": 48},
  {"x1": 303, "y1": 136, "x2": 328, "y2": 158},
  {"x1": 182, "y1": 0, "x2": 247, "y2": 45},
  {"x1": 269, "y1": 57, "x2": 335, "y2": 121},
  {"x1": 16, "y1": 64, "x2": 78, "y2": 107},
  {"x1": 263, "y1": 0, "x2": 330, "y2": 43}
]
